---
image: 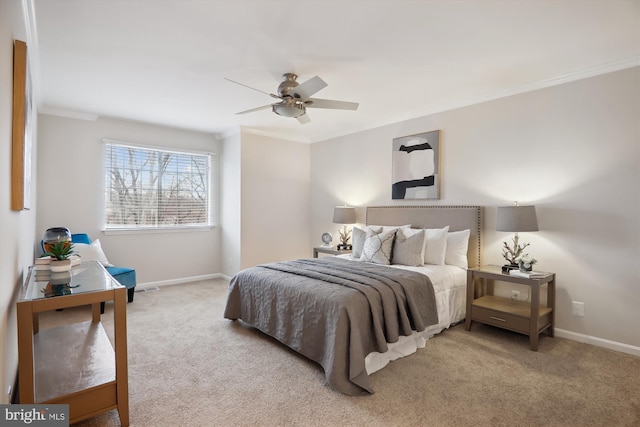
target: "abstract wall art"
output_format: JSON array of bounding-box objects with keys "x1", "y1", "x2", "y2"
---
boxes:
[{"x1": 391, "y1": 130, "x2": 440, "y2": 200}]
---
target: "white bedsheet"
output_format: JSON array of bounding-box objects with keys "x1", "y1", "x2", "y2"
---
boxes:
[{"x1": 336, "y1": 255, "x2": 467, "y2": 374}]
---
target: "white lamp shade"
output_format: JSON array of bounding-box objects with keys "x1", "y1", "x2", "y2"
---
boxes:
[
  {"x1": 496, "y1": 205, "x2": 539, "y2": 232},
  {"x1": 333, "y1": 206, "x2": 356, "y2": 224}
]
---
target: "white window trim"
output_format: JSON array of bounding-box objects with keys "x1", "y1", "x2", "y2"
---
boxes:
[{"x1": 102, "y1": 139, "x2": 216, "y2": 231}]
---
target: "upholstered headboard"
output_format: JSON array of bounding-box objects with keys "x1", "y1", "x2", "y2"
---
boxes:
[{"x1": 365, "y1": 205, "x2": 482, "y2": 268}]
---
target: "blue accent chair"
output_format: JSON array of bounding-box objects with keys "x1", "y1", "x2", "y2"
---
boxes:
[{"x1": 70, "y1": 233, "x2": 137, "y2": 304}]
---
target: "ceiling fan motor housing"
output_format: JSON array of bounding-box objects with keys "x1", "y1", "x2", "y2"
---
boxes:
[{"x1": 278, "y1": 73, "x2": 300, "y2": 97}]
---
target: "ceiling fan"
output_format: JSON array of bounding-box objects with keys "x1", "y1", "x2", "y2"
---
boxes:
[{"x1": 225, "y1": 73, "x2": 359, "y2": 124}]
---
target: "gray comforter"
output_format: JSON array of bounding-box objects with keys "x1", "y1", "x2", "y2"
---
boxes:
[{"x1": 223, "y1": 257, "x2": 438, "y2": 395}]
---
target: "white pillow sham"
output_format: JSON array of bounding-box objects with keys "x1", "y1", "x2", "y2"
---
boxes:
[
  {"x1": 392, "y1": 228, "x2": 425, "y2": 266},
  {"x1": 445, "y1": 229, "x2": 471, "y2": 269},
  {"x1": 73, "y1": 239, "x2": 113, "y2": 267},
  {"x1": 423, "y1": 226, "x2": 450, "y2": 265}
]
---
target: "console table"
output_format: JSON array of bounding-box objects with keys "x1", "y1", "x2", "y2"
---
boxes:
[{"x1": 17, "y1": 261, "x2": 129, "y2": 426}]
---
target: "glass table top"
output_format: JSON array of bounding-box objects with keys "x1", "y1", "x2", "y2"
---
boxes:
[{"x1": 21, "y1": 261, "x2": 122, "y2": 301}]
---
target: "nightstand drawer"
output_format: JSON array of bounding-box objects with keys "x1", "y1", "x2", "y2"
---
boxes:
[{"x1": 471, "y1": 305, "x2": 529, "y2": 333}]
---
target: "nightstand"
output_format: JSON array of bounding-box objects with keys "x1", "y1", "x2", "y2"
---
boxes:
[
  {"x1": 313, "y1": 246, "x2": 352, "y2": 258},
  {"x1": 465, "y1": 265, "x2": 555, "y2": 351}
]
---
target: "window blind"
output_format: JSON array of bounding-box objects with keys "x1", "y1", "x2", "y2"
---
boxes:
[{"x1": 104, "y1": 140, "x2": 214, "y2": 230}]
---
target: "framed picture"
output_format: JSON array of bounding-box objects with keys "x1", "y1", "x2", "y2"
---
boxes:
[
  {"x1": 392, "y1": 130, "x2": 440, "y2": 200},
  {"x1": 12, "y1": 40, "x2": 32, "y2": 211}
]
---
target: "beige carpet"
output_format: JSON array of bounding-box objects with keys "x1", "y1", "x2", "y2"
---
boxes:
[{"x1": 38, "y1": 279, "x2": 640, "y2": 427}]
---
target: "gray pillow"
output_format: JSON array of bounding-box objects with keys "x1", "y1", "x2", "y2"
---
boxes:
[{"x1": 392, "y1": 228, "x2": 426, "y2": 266}]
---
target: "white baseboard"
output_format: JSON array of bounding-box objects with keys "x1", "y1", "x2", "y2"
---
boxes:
[
  {"x1": 137, "y1": 273, "x2": 229, "y2": 289},
  {"x1": 555, "y1": 328, "x2": 640, "y2": 357}
]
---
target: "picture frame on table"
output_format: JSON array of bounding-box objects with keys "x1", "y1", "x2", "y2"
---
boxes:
[{"x1": 12, "y1": 40, "x2": 33, "y2": 211}]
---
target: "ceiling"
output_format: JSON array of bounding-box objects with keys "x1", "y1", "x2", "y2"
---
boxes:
[{"x1": 27, "y1": 0, "x2": 639, "y2": 143}]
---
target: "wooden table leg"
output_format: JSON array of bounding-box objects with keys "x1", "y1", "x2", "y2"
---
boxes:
[
  {"x1": 547, "y1": 277, "x2": 555, "y2": 337},
  {"x1": 530, "y1": 282, "x2": 540, "y2": 351},
  {"x1": 17, "y1": 301, "x2": 35, "y2": 403},
  {"x1": 91, "y1": 303, "x2": 102, "y2": 323},
  {"x1": 464, "y1": 270, "x2": 474, "y2": 331},
  {"x1": 114, "y1": 288, "x2": 129, "y2": 426}
]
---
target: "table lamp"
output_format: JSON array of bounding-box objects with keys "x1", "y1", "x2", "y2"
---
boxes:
[
  {"x1": 333, "y1": 206, "x2": 356, "y2": 250},
  {"x1": 496, "y1": 202, "x2": 539, "y2": 272}
]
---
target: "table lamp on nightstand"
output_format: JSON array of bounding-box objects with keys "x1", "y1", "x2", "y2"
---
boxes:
[
  {"x1": 496, "y1": 202, "x2": 539, "y2": 272},
  {"x1": 333, "y1": 206, "x2": 356, "y2": 250}
]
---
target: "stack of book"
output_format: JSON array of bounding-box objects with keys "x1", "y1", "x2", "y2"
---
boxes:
[
  {"x1": 33, "y1": 255, "x2": 82, "y2": 282},
  {"x1": 509, "y1": 269, "x2": 548, "y2": 278},
  {"x1": 34, "y1": 256, "x2": 53, "y2": 271},
  {"x1": 34, "y1": 257, "x2": 52, "y2": 282}
]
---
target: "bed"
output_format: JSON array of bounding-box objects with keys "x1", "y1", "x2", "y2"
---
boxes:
[{"x1": 224, "y1": 205, "x2": 482, "y2": 395}]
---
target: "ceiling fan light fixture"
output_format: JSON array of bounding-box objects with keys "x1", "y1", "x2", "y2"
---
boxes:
[{"x1": 272, "y1": 100, "x2": 306, "y2": 118}]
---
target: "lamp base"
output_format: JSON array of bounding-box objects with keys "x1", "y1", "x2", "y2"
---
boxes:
[
  {"x1": 337, "y1": 244, "x2": 352, "y2": 251},
  {"x1": 501, "y1": 264, "x2": 519, "y2": 273}
]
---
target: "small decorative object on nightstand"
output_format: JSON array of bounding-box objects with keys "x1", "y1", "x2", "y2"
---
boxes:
[
  {"x1": 320, "y1": 232, "x2": 333, "y2": 247},
  {"x1": 465, "y1": 265, "x2": 555, "y2": 351},
  {"x1": 333, "y1": 205, "x2": 356, "y2": 250},
  {"x1": 516, "y1": 254, "x2": 537, "y2": 272}
]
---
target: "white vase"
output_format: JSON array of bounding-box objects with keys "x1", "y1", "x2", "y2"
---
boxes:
[
  {"x1": 50, "y1": 259, "x2": 72, "y2": 272},
  {"x1": 519, "y1": 261, "x2": 533, "y2": 272}
]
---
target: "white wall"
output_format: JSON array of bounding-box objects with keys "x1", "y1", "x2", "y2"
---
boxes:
[
  {"x1": 220, "y1": 131, "x2": 241, "y2": 277},
  {"x1": 0, "y1": 0, "x2": 38, "y2": 403},
  {"x1": 36, "y1": 114, "x2": 222, "y2": 284},
  {"x1": 240, "y1": 131, "x2": 311, "y2": 268},
  {"x1": 311, "y1": 67, "x2": 640, "y2": 349}
]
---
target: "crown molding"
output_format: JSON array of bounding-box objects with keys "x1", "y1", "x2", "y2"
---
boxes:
[
  {"x1": 239, "y1": 127, "x2": 312, "y2": 144},
  {"x1": 458, "y1": 56, "x2": 640, "y2": 109},
  {"x1": 312, "y1": 56, "x2": 640, "y2": 144},
  {"x1": 39, "y1": 107, "x2": 99, "y2": 121}
]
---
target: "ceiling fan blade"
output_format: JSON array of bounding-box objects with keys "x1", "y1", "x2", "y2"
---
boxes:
[
  {"x1": 291, "y1": 76, "x2": 327, "y2": 100},
  {"x1": 296, "y1": 113, "x2": 311, "y2": 124},
  {"x1": 305, "y1": 98, "x2": 359, "y2": 110},
  {"x1": 236, "y1": 104, "x2": 273, "y2": 115},
  {"x1": 225, "y1": 78, "x2": 281, "y2": 100}
]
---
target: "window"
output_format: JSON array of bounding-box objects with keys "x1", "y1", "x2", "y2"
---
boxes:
[{"x1": 104, "y1": 140, "x2": 214, "y2": 230}]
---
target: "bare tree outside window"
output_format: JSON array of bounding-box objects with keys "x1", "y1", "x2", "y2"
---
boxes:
[{"x1": 104, "y1": 141, "x2": 213, "y2": 229}]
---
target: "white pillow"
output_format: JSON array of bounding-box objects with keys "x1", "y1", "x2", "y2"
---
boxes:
[
  {"x1": 359, "y1": 228, "x2": 396, "y2": 265},
  {"x1": 392, "y1": 228, "x2": 426, "y2": 266},
  {"x1": 73, "y1": 239, "x2": 113, "y2": 267},
  {"x1": 423, "y1": 226, "x2": 450, "y2": 265},
  {"x1": 445, "y1": 229, "x2": 471, "y2": 269}
]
